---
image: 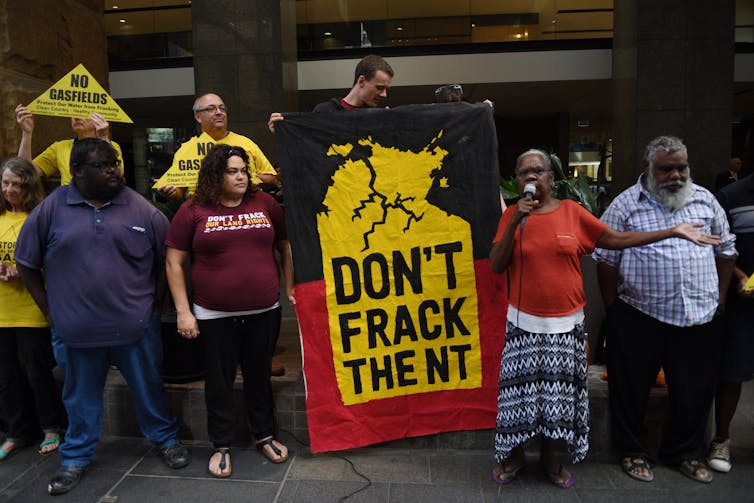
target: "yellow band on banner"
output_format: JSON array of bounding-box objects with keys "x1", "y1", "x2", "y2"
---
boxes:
[
  {"x1": 746, "y1": 272, "x2": 754, "y2": 292},
  {"x1": 319, "y1": 134, "x2": 482, "y2": 405},
  {"x1": 26, "y1": 64, "x2": 133, "y2": 123}
]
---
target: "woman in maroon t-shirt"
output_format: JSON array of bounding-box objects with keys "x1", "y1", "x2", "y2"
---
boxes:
[{"x1": 165, "y1": 145, "x2": 294, "y2": 478}]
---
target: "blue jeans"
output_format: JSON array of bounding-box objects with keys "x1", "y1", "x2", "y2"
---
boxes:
[
  {"x1": 54, "y1": 314, "x2": 163, "y2": 374},
  {"x1": 53, "y1": 314, "x2": 178, "y2": 467}
]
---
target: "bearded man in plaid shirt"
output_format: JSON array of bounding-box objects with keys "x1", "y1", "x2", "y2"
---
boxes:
[{"x1": 593, "y1": 135, "x2": 737, "y2": 484}]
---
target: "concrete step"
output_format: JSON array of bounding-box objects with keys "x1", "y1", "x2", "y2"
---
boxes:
[{"x1": 97, "y1": 363, "x2": 670, "y2": 456}]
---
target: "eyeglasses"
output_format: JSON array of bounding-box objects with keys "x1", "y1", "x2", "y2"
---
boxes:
[
  {"x1": 515, "y1": 168, "x2": 549, "y2": 179},
  {"x1": 195, "y1": 105, "x2": 227, "y2": 114},
  {"x1": 82, "y1": 160, "x2": 121, "y2": 172}
]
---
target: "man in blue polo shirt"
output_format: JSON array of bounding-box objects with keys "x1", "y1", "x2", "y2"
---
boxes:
[{"x1": 15, "y1": 138, "x2": 190, "y2": 495}]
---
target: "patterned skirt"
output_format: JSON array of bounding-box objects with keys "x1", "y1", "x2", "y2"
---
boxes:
[{"x1": 494, "y1": 320, "x2": 589, "y2": 464}]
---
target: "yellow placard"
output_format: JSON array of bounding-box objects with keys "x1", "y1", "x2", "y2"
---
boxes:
[
  {"x1": 152, "y1": 162, "x2": 200, "y2": 189},
  {"x1": 745, "y1": 272, "x2": 754, "y2": 292},
  {"x1": 27, "y1": 64, "x2": 133, "y2": 123},
  {"x1": 151, "y1": 133, "x2": 214, "y2": 189}
]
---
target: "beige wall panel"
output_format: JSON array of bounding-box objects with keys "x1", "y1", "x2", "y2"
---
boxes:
[
  {"x1": 298, "y1": 0, "x2": 387, "y2": 24},
  {"x1": 470, "y1": 0, "x2": 553, "y2": 15},
  {"x1": 386, "y1": 0, "x2": 469, "y2": 19}
]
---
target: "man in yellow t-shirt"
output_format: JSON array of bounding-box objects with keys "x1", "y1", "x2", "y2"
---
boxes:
[
  {"x1": 16, "y1": 105, "x2": 124, "y2": 186},
  {"x1": 157, "y1": 93, "x2": 277, "y2": 200}
]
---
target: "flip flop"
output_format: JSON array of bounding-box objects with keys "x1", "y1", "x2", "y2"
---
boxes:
[
  {"x1": 0, "y1": 439, "x2": 25, "y2": 462},
  {"x1": 208, "y1": 448, "x2": 231, "y2": 478},
  {"x1": 544, "y1": 465, "x2": 575, "y2": 489},
  {"x1": 256, "y1": 437, "x2": 288, "y2": 464},
  {"x1": 39, "y1": 433, "x2": 61, "y2": 456},
  {"x1": 492, "y1": 461, "x2": 526, "y2": 484},
  {"x1": 621, "y1": 456, "x2": 654, "y2": 482}
]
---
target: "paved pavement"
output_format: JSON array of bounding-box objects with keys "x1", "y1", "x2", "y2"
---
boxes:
[{"x1": 3, "y1": 377, "x2": 754, "y2": 502}]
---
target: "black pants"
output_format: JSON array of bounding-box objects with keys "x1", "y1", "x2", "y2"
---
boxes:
[
  {"x1": 606, "y1": 301, "x2": 722, "y2": 464},
  {"x1": 199, "y1": 308, "x2": 279, "y2": 448},
  {"x1": 0, "y1": 327, "x2": 66, "y2": 441}
]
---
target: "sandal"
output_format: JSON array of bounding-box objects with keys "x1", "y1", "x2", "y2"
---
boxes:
[
  {"x1": 39, "y1": 433, "x2": 61, "y2": 456},
  {"x1": 544, "y1": 465, "x2": 575, "y2": 489},
  {"x1": 679, "y1": 459, "x2": 713, "y2": 484},
  {"x1": 621, "y1": 456, "x2": 654, "y2": 482},
  {"x1": 492, "y1": 460, "x2": 526, "y2": 484},
  {"x1": 208, "y1": 448, "x2": 231, "y2": 478},
  {"x1": 256, "y1": 437, "x2": 288, "y2": 464},
  {"x1": 0, "y1": 439, "x2": 25, "y2": 462}
]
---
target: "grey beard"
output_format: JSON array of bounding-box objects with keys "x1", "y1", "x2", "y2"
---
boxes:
[{"x1": 647, "y1": 171, "x2": 693, "y2": 212}]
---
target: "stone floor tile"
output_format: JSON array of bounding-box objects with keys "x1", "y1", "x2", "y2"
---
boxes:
[
  {"x1": 108, "y1": 475, "x2": 280, "y2": 502},
  {"x1": 389, "y1": 482, "x2": 485, "y2": 502},
  {"x1": 429, "y1": 452, "x2": 493, "y2": 485},
  {"x1": 6, "y1": 465, "x2": 124, "y2": 503},
  {"x1": 277, "y1": 479, "x2": 389, "y2": 503}
]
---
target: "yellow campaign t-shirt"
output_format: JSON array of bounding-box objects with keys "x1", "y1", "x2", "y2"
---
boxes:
[
  {"x1": 0, "y1": 211, "x2": 48, "y2": 327},
  {"x1": 34, "y1": 138, "x2": 124, "y2": 186},
  {"x1": 169, "y1": 131, "x2": 276, "y2": 190}
]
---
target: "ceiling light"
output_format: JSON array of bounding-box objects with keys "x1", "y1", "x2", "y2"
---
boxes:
[
  {"x1": 515, "y1": 33, "x2": 522, "y2": 39},
  {"x1": 323, "y1": 31, "x2": 332, "y2": 36},
  {"x1": 119, "y1": 19, "x2": 126, "y2": 23},
  {"x1": 396, "y1": 27, "x2": 403, "y2": 31}
]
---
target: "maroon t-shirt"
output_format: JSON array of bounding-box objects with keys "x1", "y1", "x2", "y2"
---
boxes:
[{"x1": 166, "y1": 192, "x2": 286, "y2": 311}]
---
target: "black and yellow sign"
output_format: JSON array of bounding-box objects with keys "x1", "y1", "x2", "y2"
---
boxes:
[
  {"x1": 27, "y1": 64, "x2": 132, "y2": 123},
  {"x1": 275, "y1": 103, "x2": 508, "y2": 452}
]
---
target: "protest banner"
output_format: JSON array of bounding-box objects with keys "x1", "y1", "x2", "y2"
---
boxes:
[
  {"x1": 275, "y1": 103, "x2": 508, "y2": 452},
  {"x1": 27, "y1": 64, "x2": 132, "y2": 123}
]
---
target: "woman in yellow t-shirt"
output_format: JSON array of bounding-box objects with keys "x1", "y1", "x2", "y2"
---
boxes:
[{"x1": 0, "y1": 157, "x2": 65, "y2": 461}]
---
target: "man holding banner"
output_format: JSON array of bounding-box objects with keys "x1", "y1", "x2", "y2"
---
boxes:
[
  {"x1": 273, "y1": 102, "x2": 507, "y2": 452},
  {"x1": 155, "y1": 93, "x2": 278, "y2": 201},
  {"x1": 267, "y1": 54, "x2": 394, "y2": 133},
  {"x1": 15, "y1": 104, "x2": 124, "y2": 186}
]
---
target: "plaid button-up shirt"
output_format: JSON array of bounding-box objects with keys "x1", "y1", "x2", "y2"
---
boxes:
[{"x1": 593, "y1": 175, "x2": 737, "y2": 327}]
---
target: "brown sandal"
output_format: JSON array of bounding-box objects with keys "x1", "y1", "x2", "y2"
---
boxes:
[
  {"x1": 679, "y1": 459, "x2": 712, "y2": 484},
  {"x1": 621, "y1": 456, "x2": 654, "y2": 482}
]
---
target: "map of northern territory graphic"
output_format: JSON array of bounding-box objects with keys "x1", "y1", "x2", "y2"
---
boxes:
[{"x1": 317, "y1": 134, "x2": 483, "y2": 405}]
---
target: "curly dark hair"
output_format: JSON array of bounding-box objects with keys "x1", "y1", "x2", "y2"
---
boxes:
[
  {"x1": 193, "y1": 145, "x2": 258, "y2": 206},
  {"x1": 0, "y1": 156, "x2": 44, "y2": 214}
]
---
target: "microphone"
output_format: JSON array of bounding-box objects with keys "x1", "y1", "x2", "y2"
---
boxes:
[
  {"x1": 520, "y1": 183, "x2": 536, "y2": 233},
  {"x1": 523, "y1": 183, "x2": 536, "y2": 199}
]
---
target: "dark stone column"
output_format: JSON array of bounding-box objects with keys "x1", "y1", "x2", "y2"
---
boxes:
[
  {"x1": 192, "y1": 0, "x2": 298, "y2": 164},
  {"x1": 612, "y1": 0, "x2": 735, "y2": 192},
  {"x1": 0, "y1": 0, "x2": 110, "y2": 158}
]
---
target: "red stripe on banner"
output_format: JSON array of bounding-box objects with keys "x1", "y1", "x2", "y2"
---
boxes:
[{"x1": 295, "y1": 258, "x2": 508, "y2": 453}]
